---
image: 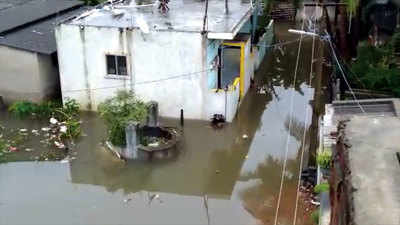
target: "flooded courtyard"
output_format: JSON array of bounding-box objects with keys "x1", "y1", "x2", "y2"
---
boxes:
[{"x1": 0, "y1": 22, "x2": 323, "y2": 225}]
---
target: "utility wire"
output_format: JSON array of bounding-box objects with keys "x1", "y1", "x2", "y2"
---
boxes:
[
  {"x1": 61, "y1": 69, "x2": 212, "y2": 93},
  {"x1": 326, "y1": 36, "x2": 366, "y2": 114},
  {"x1": 329, "y1": 42, "x2": 375, "y2": 98},
  {"x1": 254, "y1": 38, "x2": 302, "y2": 48},
  {"x1": 273, "y1": 18, "x2": 306, "y2": 225},
  {"x1": 292, "y1": 4, "x2": 318, "y2": 225}
]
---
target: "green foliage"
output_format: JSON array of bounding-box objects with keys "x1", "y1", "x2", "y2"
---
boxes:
[
  {"x1": 350, "y1": 42, "x2": 400, "y2": 96},
  {"x1": 317, "y1": 150, "x2": 332, "y2": 169},
  {"x1": 35, "y1": 101, "x2": 62, "y2": 118},
  {"x1": 0, "y1": 135, "x2": 6, "y2": 163},
  {"x1": 54, "y1": 99, "x2": 81, "y2": 140},
  {"x1": 311, "y1": 209, "x2": 320, "y2": 225},
  {"x1": 81, "y1": 0, "x2": 104, "y2": 6},
  {"x1": 9, "y1": 100, "x2": 62, "y2": 119},
  {"x1": 342, "y1": 0, "x2": 359, "y2": 14},
  {"x1": 9, "y1": 101, "x2": 37, "y2": 118},
  {"x1": 98, "y1": 90, "x2": 149, "y2": 146},
  {"x1": 9, "y1": 99, "x2": 81, "y2": 140},
  {"x1": 314, "y1": 182, "x2": 330, "y2": 194},
  {"x1": 391, "y1": 31, "x2": 400, "y2": 54}
]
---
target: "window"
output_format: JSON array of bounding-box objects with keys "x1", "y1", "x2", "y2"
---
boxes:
[{"x1": 106, "y1": 55, "x2": 128, "y2": 76}]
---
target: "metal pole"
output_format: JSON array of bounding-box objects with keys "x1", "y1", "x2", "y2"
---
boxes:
[{"x1": 180, "y1": 109, "x2": 184, "y2": 126}]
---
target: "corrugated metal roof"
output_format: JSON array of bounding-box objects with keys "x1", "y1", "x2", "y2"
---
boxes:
[{"x1": 0, "y1": 0, "x2": 83, "y2": 34}]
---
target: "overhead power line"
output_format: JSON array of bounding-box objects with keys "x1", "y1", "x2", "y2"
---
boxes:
[
  {"x1": 274, "y1": 18, "x2": 306, "y2": 225},
  {"x1": 62, "y1": 69, "x2": 212, "y2": 93}
]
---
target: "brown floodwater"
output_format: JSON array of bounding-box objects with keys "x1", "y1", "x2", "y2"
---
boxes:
[{"x1": 0, "y1": 22, "x2": 322, "y2": 225}]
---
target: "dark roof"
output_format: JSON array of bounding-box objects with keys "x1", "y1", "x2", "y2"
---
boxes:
[
  {"x1": 0, "y1": 0, "x2": 34, "y2": 11},
  {"x1": 0, "y1": 7, "x2": 86, "y2": 54},
  {"x1": 0, "y1": 0, "x2": 84, "y2": 54},
  {"x1": 0, "y1": 0, "x2": 83, "y2": 34}
]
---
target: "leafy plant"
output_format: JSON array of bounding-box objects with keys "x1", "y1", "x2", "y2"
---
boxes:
[
  {"x1": 349, "y1": 41, "x2": 400, "y2": 97},
  {"x1": 342, "y1": 0, "x2": 359, "y2": 14},
  {"x1": 314, "y1": 182, "x2": 329, "y2": 194},
  {"x1": 0, "y1": 136, "x2": 7, "y2": 163},
  {"x1": 98, "y1": 90, "x2": 149, "y2": 146},
  {"x1": 9, "y1": 100, "x2": 62, "y2": 119},
  {"x1": 317, "y1": 150, "x2": 332, "y2": 169},
  {"x1": 311, "y1": 209, "x2": 319, "y2": 225},
  {"x1": 9, "y1": 101, "x2": 37, "y2": 118},
  {"x1": 81, "y1": 0, "x2": 104, "y2": 6}
]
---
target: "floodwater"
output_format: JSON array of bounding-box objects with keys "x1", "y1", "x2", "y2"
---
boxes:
[{"x1": 0, "y1": 23, "x2": 322, "y2": 225}]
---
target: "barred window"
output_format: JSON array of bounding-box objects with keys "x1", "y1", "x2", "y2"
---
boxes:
[{"x1": 106, "y1": 55, "x2": 128, "y2": 76}]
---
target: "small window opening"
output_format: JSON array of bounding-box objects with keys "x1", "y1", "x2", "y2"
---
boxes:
[{"x1": 106, "y1": 55, "x2": 128, "y2": 76}]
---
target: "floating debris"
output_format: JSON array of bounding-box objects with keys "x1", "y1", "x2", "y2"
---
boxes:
[
  {"x1": 276, "y1": 67, "x2": 285, "y2": 72},
  {"x1": 123, "y1": 198, "x2": 132, "y2": 203},
  {"x1": 59, "y1": 126, "x2": 67, "y2": 133},
  {"x1": 148, "y1": 193, "x2": 161, "y2": 205},
  {"x1": 31, "y1": 129, "x2": 39, "y2": 135},
  {"x1": 276, "y1": 57, "x2": 281, "y2": 63},
  {"x1": 9, "y1": 146, "x2": 18, "y2": 152},
  {"x1": 215, "y1": 170, "x2": 221, "y2": 174},
  {"x1": 311, "y1": 200, "x2": 320, "y2": 206},
  {"x1": 60, "y1": 159, "x2": 69, "y2": 164},
  {"x1": 148, "y1": 142, "x2": 159, "y2": 147},
  {"x1": 25, "y1": 148, "x2": 33, "y2": 152},
  {"x1": 49, "y1": 117, "x2": 58, "y2": 125},
  {"x1": 41, "y1": 127, "x2": 51, "y2": 132},
  {"x1": 242, "y1": 134, "x2": 248, "y2": 139},
  {"x1": 19, "y1": 129, "x2": 28, "y2": 133},
  {"x1": 54, "y1": 141, "x2": 65, "y2": 149},
  {"x1": 257, "y1": 88, "x2": 266, "y2": 94}
]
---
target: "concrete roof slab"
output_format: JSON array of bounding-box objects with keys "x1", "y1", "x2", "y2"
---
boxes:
[{"x1": 68, "y1": 0, "x2": 253, "y2": 35}]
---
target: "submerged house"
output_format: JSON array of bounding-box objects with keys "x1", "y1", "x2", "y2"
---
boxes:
[
  {"x1": 56, "y1": 0, "x2": 273, "y2": 121},
  {"x1": 0, "y1": 0, "x2": 84, "y2": 104}
]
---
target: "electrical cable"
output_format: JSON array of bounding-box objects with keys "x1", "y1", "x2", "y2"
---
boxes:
[
  {"x1": 61, "y1": 68, "x2": 212, "y2": 93},
  {"x1": 273, "y1": 17, "x2": 306, "y2": 225},
  {"x1": 292, "y1": 4, "x2": 318, "y2": 224},
  {"x1": 326, "y1": 36, "x2": 367, "y2": 114}
]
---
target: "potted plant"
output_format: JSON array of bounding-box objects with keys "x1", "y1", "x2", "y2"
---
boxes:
[{"x1": 317, "y1": 150, "x2": 332, "y2": 177}]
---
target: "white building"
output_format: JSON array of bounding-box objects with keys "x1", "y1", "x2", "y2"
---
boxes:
[{"x1": 56, "y1": 0, "x2": 271, "y2": 122}]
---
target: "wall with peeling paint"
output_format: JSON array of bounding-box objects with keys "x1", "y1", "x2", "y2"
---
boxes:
[{"x1": 0, "y1": 45, "x2": 59, "y2": 104}]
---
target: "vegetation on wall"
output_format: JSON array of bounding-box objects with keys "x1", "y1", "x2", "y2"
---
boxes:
[
  {"x1": 349, "y1": 41, "x2": 400, "y2": 96},
  {"x1": 98, "y1": 91, "x2": 148, "y2": 146},
  {"x1": 314, "y1": 182, "x2": 330, "y2": 194}
]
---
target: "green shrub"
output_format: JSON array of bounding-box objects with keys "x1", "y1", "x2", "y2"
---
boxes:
[
  {"x1": 317, "y1": 150, "x2": 332, "y2": 169},
  {"x1": 0, "y1": 136, "x2": 6, "y2": 163},
  {"x1": 9, "y1": 101, "x2": 37, "y2": 118},
  {"x1": 98, "y1": 91, "x2": 148, "y2": 146},
  {"x1": 9, "y1": 99, "x2": 81, "y2": 140},
  {"x1": 350, "y1": 42, "x2": 400, "y2": 96},
  {"x1": 314, "y1": 182, "x2": 329, "y2": 194},
  {"x1": 9, "y1": 100, "x2": 63, "y2": 119},
  {"x1": 35, "y1": 101, "x2": 62, "y2": 118},
  {"x1": 311, "y1": 209, "x2": 319, "y2": 225}
]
